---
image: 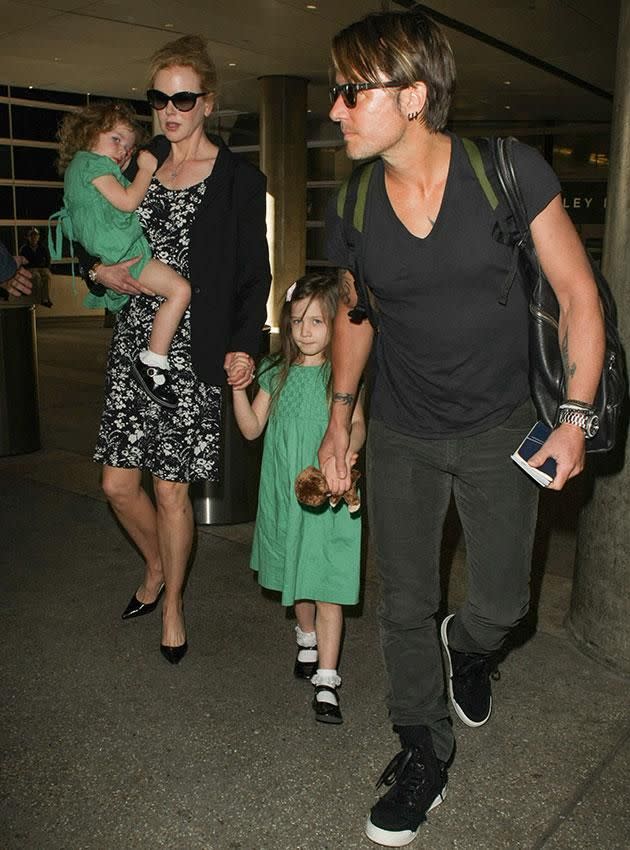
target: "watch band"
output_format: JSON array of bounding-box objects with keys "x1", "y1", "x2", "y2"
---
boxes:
[
  {"x1": 557, "y1": 402, "x2": 600, "y2": 438},
  {"x1": 87, "y1": 259, "x2": 102, "y2": 283}
]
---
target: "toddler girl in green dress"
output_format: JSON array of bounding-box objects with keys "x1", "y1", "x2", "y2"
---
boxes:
[
  {"x1": 231, "y1": 273, "x2": 365, "y2": 724},
  {"x1": 50, "y1": 101, "x2": 189, "y2": 408}
]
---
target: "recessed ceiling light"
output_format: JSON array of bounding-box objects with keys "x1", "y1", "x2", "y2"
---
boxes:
[
  {"x1": 228, "y1": 62, "x2": 237, "y2": 67},
  {"x1": 28, "y1": 85, "x2": 34, "y2": 89},
  {"x1": 505, "y1": 105, "x2": 511, "y2": 110},
  {"x1": 164, "y1": 22, "x2": 174, "y2": 28},
  {"x1": 306, "y1": 4, "x2": 317, "y2": 9},
  {"x1": 131, "y1": 86, "x2": 137, "y2": 91},
  {"x1": 504, "y1": 80, "x2": 511, "y2": 85}
]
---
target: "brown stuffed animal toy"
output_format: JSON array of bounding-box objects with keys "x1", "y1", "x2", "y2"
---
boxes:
[{"x1": 295, "y1": 465, "x2": 361, "y2": 513}]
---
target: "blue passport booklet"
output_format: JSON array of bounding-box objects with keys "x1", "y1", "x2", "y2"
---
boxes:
[{"x1": 511, "y1": 421, "x2": 557, "y2": 487}]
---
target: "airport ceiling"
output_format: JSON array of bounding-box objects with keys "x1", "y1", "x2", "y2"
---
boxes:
[{"x1": 0, "y1": 0, "x2": 620, "y2": 128}]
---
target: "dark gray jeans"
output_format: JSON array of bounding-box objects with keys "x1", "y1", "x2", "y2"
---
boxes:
[{"x1": 366, "y1": 402, "x2": 539, "y2": 762}]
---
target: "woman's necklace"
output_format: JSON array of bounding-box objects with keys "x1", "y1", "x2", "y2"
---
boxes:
[{"x1": 169, "y1": 158, "x2": 188, "y2": 179}]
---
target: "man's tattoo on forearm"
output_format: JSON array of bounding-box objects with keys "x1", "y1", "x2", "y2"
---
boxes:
[
  {"x1": 561, "y1": 332, "x2": 577, "y2": 381},
  {"x1": 333, "y1": 392, "x2": 354, "y2": 406}
]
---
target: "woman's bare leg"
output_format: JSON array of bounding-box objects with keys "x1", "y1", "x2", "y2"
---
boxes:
[
  {"x1": 102, "y1": 465, "x2": 163, "y2": 602},
  {"x1": 138, "y1": 259, "x2": 190, "y2": 356},
  {"x1": 152, "y1": 477, "x2": 194, "y2": 647}
]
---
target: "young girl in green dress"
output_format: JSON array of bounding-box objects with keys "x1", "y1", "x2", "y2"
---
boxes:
[
  {"x1": 51, "y1": 101, "x2": 190, "y2": 408},
  {"x1": 232, "y1": 272, "x2": 365, "y2": 724}
]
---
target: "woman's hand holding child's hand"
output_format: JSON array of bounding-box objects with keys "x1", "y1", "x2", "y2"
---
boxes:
[{"x1": 225, "y1": 351, "x2": 255, "y2": 389}]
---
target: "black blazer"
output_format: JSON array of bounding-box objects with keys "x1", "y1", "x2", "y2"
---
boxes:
[
  {"x1": 77, "y1": 134, "x2": 271, "y2": 387},
  {"x1": 188, "y1": 135, "x2": 271, "y2": 385}
]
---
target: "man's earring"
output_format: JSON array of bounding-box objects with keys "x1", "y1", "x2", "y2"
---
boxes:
[{"x1": 407, "y1": 110, "x2": 421, "y2": 121}]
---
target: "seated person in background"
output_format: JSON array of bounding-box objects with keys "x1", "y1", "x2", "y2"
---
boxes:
[{"x1": 19, "y1": 227, "x2": 53, "y2": 308}]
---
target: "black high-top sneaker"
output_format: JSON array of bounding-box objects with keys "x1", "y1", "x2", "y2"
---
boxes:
[
  {"x1": 441, "y1": 613, "x2": 498, "y2": 727},
  {"x1": 366, "y1": 728, "x2": 447, "y2": 847}
]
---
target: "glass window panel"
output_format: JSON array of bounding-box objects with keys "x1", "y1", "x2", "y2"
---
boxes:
[
  {"x1": 225, "y1": 114, "x2": 259, "y2": 147},
  {"x1": 0, "y1": 85, "x2": 7, "y2": 97},
  {"x1": 13, "y1": 146, "x2": 60, "y2": 181},
  {"x1": 0, "y1": 186, "x2": 15, "y2": 219},
  {"x1": 11, "y1": 87, "x2": 87, "y2": 106},
  {"x1": 307, "y1": 187, "x2": 336, "y2": 222},
  {"x1": 552, "y1": 133, "x2": 610, "y2": 179},
  {"x1": 0, "y1": 104, "x2": 9, "y2": 137},
  {"x1": 0, "y1": 226, "x2": 16, "y2": 255},
  {"x1": 15, "y1": 186, "x2": 63, "y2": 219},
  {"x1": 0, "y1": 145, "x2": 11, "y2": 178},
  {"x1": 306, "y1": 227, "x2": 327, "y2": 261},
  {"x1": 11, "y1": 105, "x2": 67, "y2": 142},
  {"x1": 89, "y1": 93, "x2": 151, "y2": 118}
]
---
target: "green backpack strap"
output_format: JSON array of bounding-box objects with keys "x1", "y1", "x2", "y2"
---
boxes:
[
  {"x1": 337, "y1": 160, "x2": 377, "y2": 232},
  {"x1": 461, "y1": 137, "x2": 500, "y2": 211},
  {"x1": 336, "y1": 159, "x2": 379, "y2": 326}
]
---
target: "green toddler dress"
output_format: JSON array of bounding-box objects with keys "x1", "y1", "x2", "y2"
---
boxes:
[
  {"x1": 250, "y1": 359, "x2": 361, "y2": 606},
  {"x1": 49, "y1": 151, "x2": 152, "y2": 313}
]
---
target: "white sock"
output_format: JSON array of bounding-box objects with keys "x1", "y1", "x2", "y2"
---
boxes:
[
  {"x1": 312, "y1": 668, "x2": 341, "y2": 704},
  {"x1": 140, "y1": 349, "x2": 169, "y2": 369},
  {"x1": 295, "y1": 625, "x2": 317, "y2": 647},
  {"x1": 295, "y1": 625, "x2": 317, "y2": 663}
]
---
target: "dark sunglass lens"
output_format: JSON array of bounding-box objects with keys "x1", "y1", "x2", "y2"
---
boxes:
[
  {"x1": 172, "y1": 93, "x2": 197, "y2": 112},
  {"x1": 342, "y1": 85, "x2": 357, "y2": 108},
  {"x1": 147, "y1": 90, "x2": 168, "y2": 110}
]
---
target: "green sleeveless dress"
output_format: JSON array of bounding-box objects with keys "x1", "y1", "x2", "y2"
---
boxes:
[{"x1": 250, "y1": 359, "x2": 361, "y2": 606}]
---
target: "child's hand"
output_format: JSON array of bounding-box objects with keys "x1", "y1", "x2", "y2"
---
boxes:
[
  {"x1": 346, "y1": 450, "x2": 359, "y2": 469},
  {"x1": 225, "y1": 351, "x2": 255, "y2": 389},
  {"x1": 137, "y1": 149, "x2": 158, "y2": 174}
]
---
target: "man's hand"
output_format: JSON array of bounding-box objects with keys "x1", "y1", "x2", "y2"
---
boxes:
[
  {"x1": 319, "y1": 420, "x2": 353, "y2": 496},
  {"x1": 2, "y1": 257, "x2": 32, "y2": 297},
  {"x1": 528, "y1": 423, "x2": 586, "y2": 491},
  {"x1": 95, "y1": 257, "x2": 155, "y2": 296},
  {"x1": 224, "y1": 351, "x2": 255, "y2": 390}
]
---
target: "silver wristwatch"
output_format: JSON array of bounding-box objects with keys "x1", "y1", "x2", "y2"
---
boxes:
[
  {"x1": 557, "y1": 400, "x2": 600, "y2": 438},
  {"x1": 88, "y1": 260, "x2": 101, "y2": 283}
]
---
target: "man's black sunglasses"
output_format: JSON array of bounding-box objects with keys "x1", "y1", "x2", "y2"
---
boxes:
[
  {"x1": 328, "y1": 81, "x2": 404, "y2": 108},
  {"x1": 146, "y1": 89, "x2": 208, "y2": 112}
]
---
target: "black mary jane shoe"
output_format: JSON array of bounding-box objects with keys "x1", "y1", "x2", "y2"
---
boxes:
[
  {"x1": 312, "y1": 685, "x2": 343, "y2": 725},
  {"x1": 294, "y1": 644, "x2": 318, "y2": 679},
  {"x1": 160, "y1": 641, "x2": 188, "y2": 665},
  {"x1": 121, "y1": 583, "x2": 165, "y2": 620}
]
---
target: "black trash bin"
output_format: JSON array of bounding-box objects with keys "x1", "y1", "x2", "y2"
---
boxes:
[
  {"x1": 191, "y1": 326, "x2": 270, "y2": 525},
  {"x1": 0, "y1": 304, "x2": 40, "y2": 456}
]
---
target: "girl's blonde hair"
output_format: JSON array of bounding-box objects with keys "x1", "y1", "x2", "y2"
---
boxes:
[
  {"x1": 148, "y1": 35, "x2": 217, "y2": 96},
  {"x1": 262, "y1": 272, "x2": 341, "y2": 408},
  {"x1": 56, "y1": 101, "x2": 143, "y2": 174}
]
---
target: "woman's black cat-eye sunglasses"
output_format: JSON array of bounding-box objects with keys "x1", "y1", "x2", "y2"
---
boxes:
[{"x1": 146, "y1": 89, "x2": 208, "y2": 112}]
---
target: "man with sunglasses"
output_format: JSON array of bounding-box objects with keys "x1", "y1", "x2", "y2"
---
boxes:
[{"x1": 319, "y1": 9, "x2": 605, "y2": 847}]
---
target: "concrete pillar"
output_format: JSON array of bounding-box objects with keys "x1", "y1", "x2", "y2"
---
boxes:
[
  {"x1": 569, "y1": 0, "x2": 630, "y2": 673},
  {"x1": 259, "y1": 76, "x2": 308, "y2": 326}
]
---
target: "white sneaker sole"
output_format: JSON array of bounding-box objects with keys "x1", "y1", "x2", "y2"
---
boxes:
[
  {"x1": 440, "y1": 613, "x2": 492, "y2": 728},
  {"x1": 365, "y1": 786, "x2": 446, "y2": 847}
]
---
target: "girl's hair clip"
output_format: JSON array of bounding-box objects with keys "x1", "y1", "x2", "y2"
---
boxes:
[{"x1": 285, "y1": 281, "x2": 297, "y2": 302}]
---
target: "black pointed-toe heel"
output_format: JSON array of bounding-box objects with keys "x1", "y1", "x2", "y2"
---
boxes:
[
  {"x1": 121, "y1": 583, "x2": 165, "y2": 620},
  {"x1": 160, "y1": 641, "x2": 188, "y2": 665}
]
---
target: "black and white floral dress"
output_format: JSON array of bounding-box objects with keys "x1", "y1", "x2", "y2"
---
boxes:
[{"x1": 93, "y1": 177, "x2": 221, "y2": 482}]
